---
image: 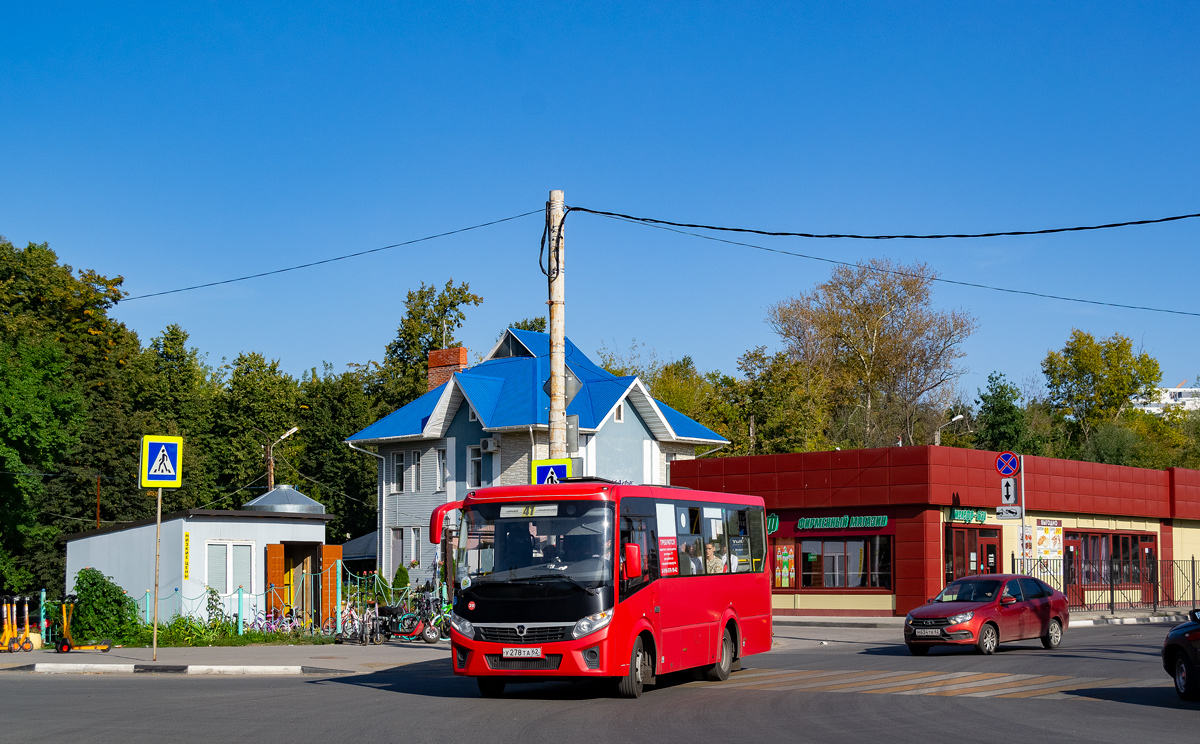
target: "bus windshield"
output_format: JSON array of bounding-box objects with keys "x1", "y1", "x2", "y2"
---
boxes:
[{"x1": 457, "y1": 500, "x2": 614, "y2": 593}]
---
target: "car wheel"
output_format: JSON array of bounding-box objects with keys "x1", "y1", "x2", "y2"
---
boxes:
[
  {"x1": 705, "y1": 629, "x2": 734, "y2": 681},
  {"x1": 1041, "y1": 619, "x2": 1063, "y2": 649},
  {"x1": 1175, "y1": 653, "x2": 1200, "y2": 701},
  {"x1": 477, "y1": 678, "x2": 506, "y2": 698},
  {"x1": 975, "y1": 623, "x2": 998, "y2": 655},
  {"x1": 617, "y1": 637, "x2": 647, "y2": 698},
  {"x1": 907, "y1": 643, "x2": 930, "y2": 656}
]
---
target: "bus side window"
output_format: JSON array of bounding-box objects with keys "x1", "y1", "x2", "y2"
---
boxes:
[
  {"x1": 725, "y1": 508, "x2": 751, "y2": 573},
  {"x1": 620, "y1": 512, "x2": 658, "y2": 596},
  {"x1": 746, "y1": 507, "x2": 766, "y2": 573}
]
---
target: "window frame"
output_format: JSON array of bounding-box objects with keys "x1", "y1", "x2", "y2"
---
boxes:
[
  {"x1": 614, "y1": 402, "x2": 624, "y2": 423},
  {"x1": 467, "y1": 446, "x2": 482, "y2": 488},
  {"x1": 392, "y1": 452, "x2": 405, "y2": 493},
  {"x1": 205, "y1": 539, "x2": 256, "y2": 596},
  {"x1": 410, "y1": 450, "x2": 423, "y2": 492},
  {"x1": 436, "y1": 449, "x2": 448, "y2": 491}
]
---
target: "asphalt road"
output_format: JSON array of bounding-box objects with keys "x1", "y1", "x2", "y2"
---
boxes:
[{"x1": 3, "y1": 623, "x2": 1195, "y2": 744}]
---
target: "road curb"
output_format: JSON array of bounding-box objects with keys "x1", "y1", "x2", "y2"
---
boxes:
[
  {"x1": 1070, "y1": 615, "x2": 1190, "y2": 627},
  {"x1": 773, "y1": 618, "x2": 904, "y2": 629},
  {"x1": 0, "y1": 663, "x2": 352, "y2": 675}
]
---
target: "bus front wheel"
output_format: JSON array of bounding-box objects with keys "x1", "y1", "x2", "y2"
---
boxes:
[{"x1": 617, "y1": 637, "x2": 648, "y2": 698}]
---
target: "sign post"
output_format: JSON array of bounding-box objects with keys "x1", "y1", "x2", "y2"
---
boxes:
[
  {"x1": 994, "y1": 452, "x2": 1026, "y2": 559},
  {"x1": 140, "y1": 435, "x2": 183, "y2": 662}
]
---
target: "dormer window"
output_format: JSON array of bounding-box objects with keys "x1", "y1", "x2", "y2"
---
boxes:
[
  {"x1": 468, "y1": 407, "x2": 478, "y2": 422},
  {"x1": 614, "y1": 402, "x2": 624, "y2": 423}
]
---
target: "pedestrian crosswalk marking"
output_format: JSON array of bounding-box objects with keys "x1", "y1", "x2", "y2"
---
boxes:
[
  {"x1": 692, "y1": 668, "x2": 1172, "y2": 700},
  {"x1": 149, "y1": 446, "x2": 175, "y2": 476}
]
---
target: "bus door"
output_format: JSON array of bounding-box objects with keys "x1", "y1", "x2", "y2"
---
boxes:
[{"x1": 654, "y1": 504, "x2": 711, "y2": 672}]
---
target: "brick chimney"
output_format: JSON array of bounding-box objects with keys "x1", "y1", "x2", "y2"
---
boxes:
[{"x1": 428, "y1": 347, "x2": 468, "y2": 391}]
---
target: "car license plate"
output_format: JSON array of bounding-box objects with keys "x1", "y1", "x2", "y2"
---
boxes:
[
  {"x1": 502, "y1": 647, "x2": 543, "y2": 658},
  {"x1": 914, "y1": 629, "x2": 941, "y2": 637}
]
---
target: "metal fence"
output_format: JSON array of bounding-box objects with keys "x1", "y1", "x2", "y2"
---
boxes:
[{"x1": 1013, "y1": 555, "x2": 1200, "y2": 614}]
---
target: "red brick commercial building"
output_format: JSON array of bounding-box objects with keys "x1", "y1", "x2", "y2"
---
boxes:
[{"x1": 670, "y1": 447, "x2": 1200, "y2": 617}]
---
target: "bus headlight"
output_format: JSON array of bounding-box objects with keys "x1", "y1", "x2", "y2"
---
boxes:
[
  {"x1": 449, "y1": 612, "x2": 475, "y2": 639},
  {"x1": 572, "y1": 610, "x2": 613, "y2": 639}
]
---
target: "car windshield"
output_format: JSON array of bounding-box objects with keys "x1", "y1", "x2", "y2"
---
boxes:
[
  {"x1": 934, "y1": 579, "x2": 1001, "y2": 603},
  {"x1": 456, "y1": 500, "x2": 614, "y2": 592}
]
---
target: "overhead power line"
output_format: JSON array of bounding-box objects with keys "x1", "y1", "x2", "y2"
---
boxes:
[
  {"x1": 565, "y1": 205, "x2": 1200, "y2": 240},
  {"x1": 121, "y1": 210, "x2": 543, "y2": 301},
  {"x1": 584, "y1": 211, "x2": 1200, "y2": 318}
]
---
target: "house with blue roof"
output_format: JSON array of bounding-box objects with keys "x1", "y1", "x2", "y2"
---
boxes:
[{"x1": 345, "y1": 328, "x2": 727, "y2": 583}]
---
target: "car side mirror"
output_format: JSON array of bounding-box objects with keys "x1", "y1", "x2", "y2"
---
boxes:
[
  {"x1": 1000, "y1": 595, "x2": 1016, "y2": 606},
  {"x1": 623, "y1": 543, "x2": 642, "y2": 580},
  {"x1": 1190, "y1": 609, "x2": 1200, "y2": 624}
]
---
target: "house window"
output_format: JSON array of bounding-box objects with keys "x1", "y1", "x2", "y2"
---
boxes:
[
  {"x1": 206, "y1": 541, "x2": 254, "y2": 595},
  {"x1": 392, "y1": 452, "x2": 404, "y2": 493},
  {"x1": 467, "y1": 446, "x2": 482, "y2": 488},
  {"x1": 436, "y1": 449, "x2": 448, "y2": 491},
  {"x1": 468, "y1": 407, "x2": 478, "y2": 422},
  {"x1": 614, "y1": 402, "x2": 624, "y2": 423},
  {"x1": 410, "y1": 451, "x2": 422, "y2": 492},
  {"x1": 411, "y1": 527, "x2": 422, "y2": 565}
]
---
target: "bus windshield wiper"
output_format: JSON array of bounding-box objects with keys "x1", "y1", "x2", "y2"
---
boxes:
[{"x1": 508, "y1": 574, "x2": 598, "y2": 596}]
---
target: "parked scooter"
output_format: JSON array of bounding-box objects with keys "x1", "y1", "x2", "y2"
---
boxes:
[
  {"x1": 55, "y1": 595, "x2": 112, "y2": 653},
  {"x1": 1, "y1": 597, "x2": 18, "y2": 653}
]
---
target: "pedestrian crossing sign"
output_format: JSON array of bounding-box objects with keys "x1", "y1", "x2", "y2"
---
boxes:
[
  {"x1": 140, "y1": 435, "x2": 183, "y2": 488},
  {"x1": 531, "y1": 458, "x2": 572, "y2": 485}
]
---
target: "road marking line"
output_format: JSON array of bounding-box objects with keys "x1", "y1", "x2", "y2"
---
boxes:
[
  {"x1": 863, "y1": 672, "x2": 1006, "y2": 694},
  {"x1": 927, "y1": 675, "x2": 1067, "y2": 696},
  {"x1": 998, "y1": 679, "x2": 1128, "y2": 698},
  {"x1": 718, "y1": 669, "x2": 867, "y2": 689},
  {"x1": 953, "y1": 677, "x2": 1096, "y2": 697},
  {"x1": 761, "y1": 671, "x2": 929, "y2": 691},
  {"x1": 896, "y1": 673, "x2": 1040, "y2": 695},
  {"x1": 806, "y1": 671, "x2": 946, "y2": 692}
]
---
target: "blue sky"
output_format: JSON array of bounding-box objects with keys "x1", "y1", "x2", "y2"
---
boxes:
[{"x1": 3, "y1": 3, "x2": 1198, "y2": 400}]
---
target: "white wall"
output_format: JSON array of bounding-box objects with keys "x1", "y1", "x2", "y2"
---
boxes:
[{"x1": 65, "y1": 515, "x2": 326, "y2": 621}]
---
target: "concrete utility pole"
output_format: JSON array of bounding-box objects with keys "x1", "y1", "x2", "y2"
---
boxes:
[{"x1": 547, "y1": 190, "x2": 568, "y2": 459}]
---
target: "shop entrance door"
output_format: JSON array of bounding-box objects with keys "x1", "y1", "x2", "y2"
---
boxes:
[
  {"x1": 945, "y1": 527, "x2": 1002, "y2": 584},
  {"x1": 1064, "y1": 536, "x2": 1084, "y2": 606}
]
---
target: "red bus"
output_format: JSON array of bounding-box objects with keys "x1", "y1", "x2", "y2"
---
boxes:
[{"x1": 428, "y1": 480, "x2": 772, "y2": 698}]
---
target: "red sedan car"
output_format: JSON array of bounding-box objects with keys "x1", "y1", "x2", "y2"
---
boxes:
[{"x1": 903, "y1": 574, "x2": 1069, "y2": 655}]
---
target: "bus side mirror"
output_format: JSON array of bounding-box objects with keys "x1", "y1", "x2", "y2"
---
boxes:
[{"x1": 623, "y1": 544, "x2": 642, "y2": 580}]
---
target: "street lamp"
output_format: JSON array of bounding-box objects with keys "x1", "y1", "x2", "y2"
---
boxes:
[
  {"x1": 254, "y1": 426, "x2": 298, "y2": 490},
  {"x1": 934, "y1": 414, "x2": 964, "y2": 446}
]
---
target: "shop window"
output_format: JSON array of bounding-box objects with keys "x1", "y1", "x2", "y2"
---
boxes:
[
  {"x1": 775, "y1": 537, "x2": 892, "y2": 590},
  {"x1": 1065, "y1": 531, "x2": 1156, "y2": 585}
]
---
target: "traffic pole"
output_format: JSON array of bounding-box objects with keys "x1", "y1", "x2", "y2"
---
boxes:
[
  {"x1": 152, "y1": 486, "x2": 162, "y2": 661},
  {"x1": 1018, "y1": 455, "x2": 1027, "y2": 566},
  {"x1": 547, "y1": 189, "x2": 567, "y2": 459}
]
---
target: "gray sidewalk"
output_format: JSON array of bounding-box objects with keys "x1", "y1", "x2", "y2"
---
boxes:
[
  {"x1": 772, "y1": 606, "x2": 1198, "y2": 629},
  {"x1": 0, "y1": 639, "x2": 451, "y2": 675}
]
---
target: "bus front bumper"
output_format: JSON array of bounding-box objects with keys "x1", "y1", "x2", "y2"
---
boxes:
[{"x1": 451, "y1": 627, "x2": 614, "y2": 678}]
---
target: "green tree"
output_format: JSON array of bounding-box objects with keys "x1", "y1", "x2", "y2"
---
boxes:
[
  {"x1": 209, "y1": 353, "x2": 300, "y2": 508},
  {"x1": 705, "y1": 348, "x2": 830, "y2": 455},
  {"x1": 291, "y1": 364, "x2": 380, "y2": 541},
  {"x1": 1041, "y1": 330, "x2": 1161, "y2": 443},
  {"x1": 372, "y1": 280, "x2": 483, "y2": 411},
  {"x1": 0, "y1": 338, "x2": 84, "y2": 592},
  {"x1": 505, "y1": 316, "x2": 546, "y2": 334},
  {"x1": 768, "y1": 259, "x2": 976, "y2": 447},
  {"x1": 974, "y1": 372, "x2": 1028, "y2": 453}
]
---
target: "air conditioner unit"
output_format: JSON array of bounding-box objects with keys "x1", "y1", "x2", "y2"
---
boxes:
[{"x1": 480, "y1": 438, "x2": 499, "y2": 454}]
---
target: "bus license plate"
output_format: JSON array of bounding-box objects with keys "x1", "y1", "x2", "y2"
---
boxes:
[
  {"x1": 502, "y1": 647, "x2": 543, "y2": 658},
  {"x1": 914, "y1": 629, "x2": 941, "y2": 637}
]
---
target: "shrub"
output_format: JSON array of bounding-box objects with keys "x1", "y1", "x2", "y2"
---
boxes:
[
  {"x1": 70, "y1": 567, "x2": 138, "y2": 642},
  {"x1": 392, "y1": 564, "x2": 410, "y2": 589}
]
